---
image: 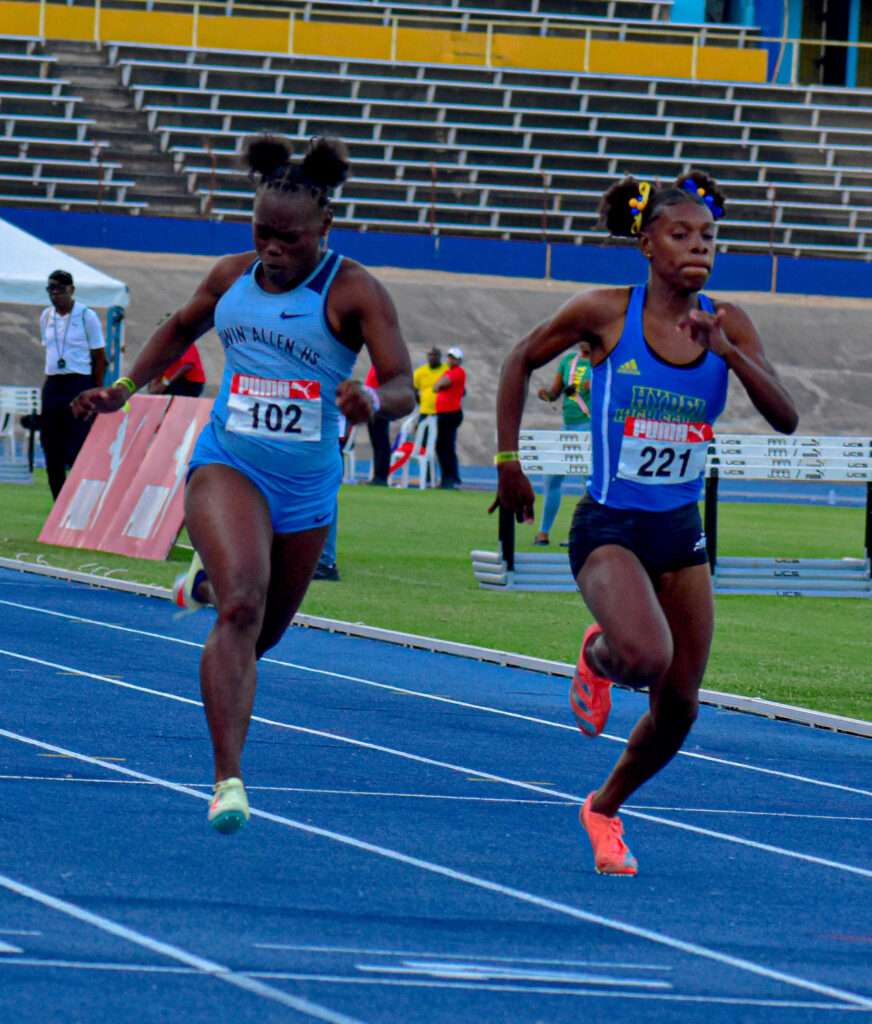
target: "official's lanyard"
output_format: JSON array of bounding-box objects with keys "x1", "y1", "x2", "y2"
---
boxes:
[
  {"x1": 567, "y1": 352, "x2": 590, "y2": 417},
  {"x1": 52, "y1": 309, "x2": 72, "y2": 370}
]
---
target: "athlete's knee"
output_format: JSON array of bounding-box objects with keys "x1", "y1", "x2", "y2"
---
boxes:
[
  {"x1": 609, "y1": 635, "x2": 673, "y2": 689},
  {"x1": 216, "y1": 585, "x2": 267, "y2": 634}
]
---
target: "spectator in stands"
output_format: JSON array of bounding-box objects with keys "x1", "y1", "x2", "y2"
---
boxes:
[
  {"x1": 433, "y1": 346, "x2": 466, "y2": 489},
  {"x1": 413, "y1": 346, "x2": 448, "y2": 421},
  {"x1": 493, "y1": 169, "x2": 797, "y2": 876},
  {"x1": 39, "y1": 269, "x2": 107, "y2": 499},
  {"x1": 533, "y1": 341, "x2": 591, "y2": 545},
  {"x1": 365, "y1": 363, "x2": 392, "y2": 485},
  {"x1": 72, "y1": 135, "x2": 414, "y2": 834},
  {"x1": 147, "y1": 339, "x2": 207, "y2": 397}
]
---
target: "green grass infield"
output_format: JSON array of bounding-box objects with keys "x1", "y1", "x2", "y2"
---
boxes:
[{"x1": 2, "y1": 473, "x2": 870, "y2": 722}]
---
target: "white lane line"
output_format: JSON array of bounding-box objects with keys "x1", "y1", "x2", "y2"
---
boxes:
[
  {"x1": 0, "y1": 777, "x2": 568, "y2": 804},
  {"x1": 0, "y1": 872, "x2": 365, "y2": 1024},
  {"x1": 253, "y1": 944, "x2": 672, "y2": 971},
  {"x1": 356, "y1": 961, "x2": 671, "y2": 988},
  {"x1": 1, "y1": 599, "x2": 869, "y2": 799},
  {"x1": 0, "y1": 960, "x2": 859, "y2": 1010},
  {"x1": 630, "y1": 806, "x2": 872, "y2": 822},
  {"x1": 0, "y1": 929, "x2": 40, "y2": 936},
  {"x1": 2, "y1": 774, "x2": 871, "y2": 821},
  {"x1": 0, "y1": 940, "x2": 23, "y2": 954},
  {"x1": 1, "y1": 648, "x2": 870, "y2": 879},
  {"x1": 0, "y1": 728, "x2": 870, "y2": 1011},
  {"x1": 0, "y1": 958, "x2": 194, "y2": 974}
]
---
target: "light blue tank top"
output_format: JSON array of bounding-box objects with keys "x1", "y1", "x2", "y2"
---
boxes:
[
  {"x1": 211, "y1": 250, "x2": 357, "y2": 476},
  {"x1": 587, "y1": 285, "x2": 728, "y2": 511}
]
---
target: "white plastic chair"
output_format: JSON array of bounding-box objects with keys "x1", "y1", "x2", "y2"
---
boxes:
[
  {"x1": 387, "y1": 411, "x2": 418, "y2": 488},
  {"x1": 0, "y1": 386, "x2": 40, "y2": 465},
  {"x1": 341, "y1": 422, "x2": 359, "y2": 484},
  {"x1": 391, "y1": 413, "x2": 439, "y2": 490}
]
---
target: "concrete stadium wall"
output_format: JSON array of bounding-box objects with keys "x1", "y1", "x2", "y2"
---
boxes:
[{"x1": 6, "y1": 206, "x2": 872, "y2": 298}]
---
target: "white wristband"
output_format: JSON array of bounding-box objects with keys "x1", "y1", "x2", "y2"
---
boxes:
[{"x1": 363, "y1": 384, "x2": 381, "y2": 414}]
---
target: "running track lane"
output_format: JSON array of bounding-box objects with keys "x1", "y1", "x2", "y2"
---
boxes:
[{"x1": 0, "y1": 569, "x2": 870, "y2": 1024}]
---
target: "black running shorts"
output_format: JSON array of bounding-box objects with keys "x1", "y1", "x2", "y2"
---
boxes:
[{"x1": 568, "y1": 495, "x2": 709, "y2": 582}]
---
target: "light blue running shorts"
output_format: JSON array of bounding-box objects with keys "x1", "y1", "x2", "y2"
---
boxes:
[{"x1": 188, "y1": 420, "x2": 341, "y2": 534}]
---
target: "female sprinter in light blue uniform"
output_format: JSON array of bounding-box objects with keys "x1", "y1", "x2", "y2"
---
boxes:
[
  {"x1": 74, "y1": 136, "x2": 415, "y2": 833},
  {"x1": 493, "y1": 170, "x2": 797, "y2": 875}
]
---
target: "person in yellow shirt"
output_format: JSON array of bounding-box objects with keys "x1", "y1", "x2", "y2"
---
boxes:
[{"x1": 413, "y1": 347, "x2": 448, "y2": 419}]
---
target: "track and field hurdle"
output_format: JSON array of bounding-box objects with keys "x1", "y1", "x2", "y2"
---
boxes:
[{"x1": 471, "y1": 431, "x2": 872, "y2": 598}]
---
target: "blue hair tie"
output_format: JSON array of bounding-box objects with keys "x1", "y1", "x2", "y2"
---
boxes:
[{"x1": 682, "y1": 178, "x2": 723, "y2": 220}]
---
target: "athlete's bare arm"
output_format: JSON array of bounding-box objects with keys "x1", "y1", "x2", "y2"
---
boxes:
[
  {"x1": 327, "y1": 260, "x2": 415, "y2": 424},
  {"x1": 493, "y1": 288, "x2": 627, "y2": 522},
  {"x1": 680, "y1": 302, "x2": 798, "y2": 434},
  {"x1": 72, "y1": 253, "x2": 249, "y2": 417}
]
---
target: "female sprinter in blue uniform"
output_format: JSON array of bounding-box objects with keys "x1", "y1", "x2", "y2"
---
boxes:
[
  {"x1": 493, "y1": 171, "x2": 798, "y2": 875},
  {"x1": 73, "y1": 136, "x2": 415, "y2": 833}
]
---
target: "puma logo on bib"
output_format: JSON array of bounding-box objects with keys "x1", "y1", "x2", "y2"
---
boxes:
[
  {"x1": 617, "y1": 417, "x2": 713, "y2": 484},
  {"x1": 226, "y1": 373, "x2": 322, "y2": 442}
]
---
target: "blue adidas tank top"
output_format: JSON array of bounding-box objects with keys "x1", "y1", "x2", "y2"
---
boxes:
[
  {"x1": 210, "y1": 250, "x2": 357, "y2": 476},
  {"x1": 587, "y1": 285, "x2": 728, "y2": 511}
]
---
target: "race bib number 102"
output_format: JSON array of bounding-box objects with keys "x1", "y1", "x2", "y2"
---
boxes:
[
  {"x1": 617, "y1": 417, "x2": 712, "y2": 485},
  {"x1": 226, "y1": 374, "x2": 322, "y2": 443}
]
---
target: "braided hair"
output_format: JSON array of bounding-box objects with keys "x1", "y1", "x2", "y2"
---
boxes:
[
  {"x1": 599, "y1": 169, "x2": 725, "y2": 238},
  {"x1": 244, "y1": 135, "x2": 350, "y2": 208}
]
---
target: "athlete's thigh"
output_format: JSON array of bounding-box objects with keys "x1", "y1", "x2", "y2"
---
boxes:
[
  {"x1": 185, "y1": 463, "x2": 273, "y2": 601},
  {"x1": 578, "y1": 544, "x2": 671, "y2": 659},
  {"x1": 257, "y1": 526, "x2": 329, "y2": 652},
  {"x1": 653, "y1": 562, "x2": 714, "y2": 703}
]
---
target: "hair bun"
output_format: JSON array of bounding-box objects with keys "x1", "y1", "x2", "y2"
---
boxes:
[
  {"x1": 301, "y1": 137, "x2": 350, "y2": 189},
  {"x1": 244, "y1": 136, "x2": 292, "y2": 179},
  {"x1": 676, "y1": 169, "x2": 725, "y2": 220},
  {"x1": 598, "y1": 175, "x2": 646, "y2": 238}
]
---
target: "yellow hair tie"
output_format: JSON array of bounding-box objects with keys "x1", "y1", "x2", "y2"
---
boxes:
[{"x1": 630, "y1": 182, "x2": 651, "y2": 235}]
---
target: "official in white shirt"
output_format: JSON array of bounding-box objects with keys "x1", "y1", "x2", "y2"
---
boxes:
[{"x1": 39, "y1": 269, "x2": 107, "y2": 498}]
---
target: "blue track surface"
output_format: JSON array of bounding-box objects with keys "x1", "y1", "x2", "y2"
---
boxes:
[{"x1": 0, "y1": 568, "x2": 870, "y2": 1023}]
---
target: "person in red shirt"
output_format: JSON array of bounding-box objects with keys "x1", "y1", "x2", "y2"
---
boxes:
[
  {"x1": 433, "y1": 346, "x2": 466, "y2": 489},
  {"x1": 148, "y1": 341, "x2": 206, "y2": 397}
]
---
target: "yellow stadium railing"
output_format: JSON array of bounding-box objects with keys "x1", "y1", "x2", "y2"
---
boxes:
[{"x1": 0, "y1": 0, "x2": 773, "y2": 82}]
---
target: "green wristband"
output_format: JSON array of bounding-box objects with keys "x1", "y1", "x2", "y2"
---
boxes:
[
  {"x1": 494, "y1": 451, "x2": 520, "y2": 465},
  {"x1": 113, "y1": 376, "x2": 137, "y2": 396}
]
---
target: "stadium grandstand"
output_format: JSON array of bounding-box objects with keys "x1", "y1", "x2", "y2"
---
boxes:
[{"x1": 0, "y1": 0, "x2": 871, "y2": 259}]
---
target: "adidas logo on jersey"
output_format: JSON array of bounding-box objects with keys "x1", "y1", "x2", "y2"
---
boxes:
[{"x1": 617, "y1": 358, "x2": 641, "y2": 375}]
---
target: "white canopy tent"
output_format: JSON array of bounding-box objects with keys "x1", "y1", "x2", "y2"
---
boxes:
[{"x1": 0, "y1": 215, "x2": 128, "y2": 308}]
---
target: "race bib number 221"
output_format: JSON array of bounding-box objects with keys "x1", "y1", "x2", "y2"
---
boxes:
[{"x1": 617, "y1": 417, "x2": 712, "y2": 484}]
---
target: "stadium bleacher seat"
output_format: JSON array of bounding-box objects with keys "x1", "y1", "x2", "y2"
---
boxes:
[
  {"x1": 6, "y1": 24, "x2": 872, "y2": 258},
  {"x1": 0, "y1": 37, "x2": 148, "y2": 211},
  {"x1": 98, "y1": 39, "x2": 872, "y2": 256}
]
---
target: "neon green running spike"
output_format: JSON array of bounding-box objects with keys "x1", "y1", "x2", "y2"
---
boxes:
[{"x1": 208, "y1": 777, "x2": 250, "y2": 834}]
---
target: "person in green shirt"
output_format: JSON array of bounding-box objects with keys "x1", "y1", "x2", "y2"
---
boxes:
[{"x1": 533, "y1": 342, "x2": 591, "y2": 545}]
